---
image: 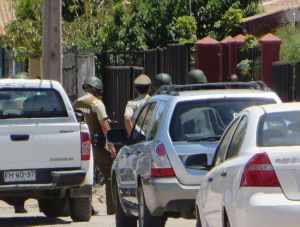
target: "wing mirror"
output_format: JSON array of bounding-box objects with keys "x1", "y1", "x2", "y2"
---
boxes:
[
  {"x1": 107, "y1": 128, "x2": 128, "y2": 145},
  {"x1": 185, "y1": 153, "x2": 208, "y2": 170},
  {"x1": 74, "y1": 109, "x2": 85, "y2": 122}
]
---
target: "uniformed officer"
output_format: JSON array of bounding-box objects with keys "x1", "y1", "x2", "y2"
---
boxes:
[
  {"x1": 124, "y1": 74, "x2": 151, "y2": 135},
  {"x1": 153, "y1": 73, "x2": 172, "y2": 92},
  {"x1": 187, "y1": 69, "x2": 207, "y2": 84},
  {"x1": 73, "y1": 76, "x2": 116, "y2": 215}
]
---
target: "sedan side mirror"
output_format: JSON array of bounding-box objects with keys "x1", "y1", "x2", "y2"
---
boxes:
[
  {"x1": 107, "y1": 128, "x2": 128, "y2": 145},
  {"x1": 74, "y1": 109, "x2": 85, "y2": 122}
]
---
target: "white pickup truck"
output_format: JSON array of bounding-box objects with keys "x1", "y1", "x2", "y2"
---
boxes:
[{"x1": 0, "y1": 79, "x2": 93, "y2": 221}]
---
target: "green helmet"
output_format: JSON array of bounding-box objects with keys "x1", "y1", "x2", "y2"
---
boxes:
[
  {"x1": 187, "y1": 69, "x2": 207, "y2": 84},
  {"x1": 82, "y1": 76, "x2": 103, "y2": 92},
  {"x1": 154, "y1": 73, "x2": 172, "y2": 90}
]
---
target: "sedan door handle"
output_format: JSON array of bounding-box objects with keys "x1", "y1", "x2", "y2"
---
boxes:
[
  {"x1": 10, "y1": 134, "x2": 29, "y2": 141},
  {"x1": 208, "y1": 177, "x2": 213, "y2": 183},
  {"x1": 221, "y1": 172, "x2": 227, "y2": 177}
]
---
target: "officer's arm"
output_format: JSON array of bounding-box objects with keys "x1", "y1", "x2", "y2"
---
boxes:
[
  {"x1": 99, "y1": 118, "x2": 116, "y2": 158},
  {"x1": 124, "y1": 115, "x2": 132, "y2": 136}
]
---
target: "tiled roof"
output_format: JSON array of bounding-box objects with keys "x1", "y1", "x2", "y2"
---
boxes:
[{"x1": 0, "y1": 0, "x2": 14, "y2": 35}]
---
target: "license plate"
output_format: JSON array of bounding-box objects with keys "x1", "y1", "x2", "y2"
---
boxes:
[{"x1": 4, "y1": 170, "x2": 36, "y2": 182}]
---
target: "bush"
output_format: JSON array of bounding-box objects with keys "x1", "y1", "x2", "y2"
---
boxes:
[{"x1": 275, "y1": 24, "x2": 300, "y2": 63}]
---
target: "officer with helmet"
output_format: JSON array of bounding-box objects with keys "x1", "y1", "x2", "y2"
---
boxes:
[
  {"x1": 124, "y1": 74, "x2": 151, "y2": 135},
  {"x1": 187, "y1": 69, "x2": 207, "y2": 84},
  {"x1": 153, "y1": 73, "x2": 172, "y2": 92},
  {"x1": 73, "y1": 76, "x2": 116, "y2": 215}
]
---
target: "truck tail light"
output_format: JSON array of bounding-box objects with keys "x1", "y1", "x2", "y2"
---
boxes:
[
  {"x1": 240, "y1": 152, "x2": 280, "y2": 187},
  {"x1": 81, "y1": 132, "x2": 91, "y2": 161},
  {"x1": 151, "y1": 142, "x2": 175, "y2": 177}
]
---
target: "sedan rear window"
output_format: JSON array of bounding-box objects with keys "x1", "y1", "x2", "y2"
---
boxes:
[
  {"x1": 0, "y1": 89, "x2": 67, "y2": 119},
  {"x1": 258, "y1": 111, "x2": 300, "y2": 146},
  {"x1": 170, "y1": 98, "x2": 276, "y2": 142}
]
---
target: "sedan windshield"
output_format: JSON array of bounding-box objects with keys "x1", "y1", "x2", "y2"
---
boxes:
[{"x1": 170, "y1": 98, "x2": 276, "y2": 142}]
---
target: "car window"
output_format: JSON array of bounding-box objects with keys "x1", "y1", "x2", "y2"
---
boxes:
[
  {"x1": 170, "y1": 98, "x2": 276, "y2": 142},
  {"x1": 148, "y1": 101, "x2": 167, "y2": 140},
  {"x1": 0, "y1": 89, "x2": 67, "y2": 119},
  {"x1": 131, "y1": 102, "x2": 156, "y2": 143},
  {"x1": 258, "y1": 111, "x2": 300, "y2": 146},
  {"x1": 226, "y1": 115, "x2": 248, "y2": 159},
  {"x1": 213, "y1": 117, "x2": 240, "y2": 166}
]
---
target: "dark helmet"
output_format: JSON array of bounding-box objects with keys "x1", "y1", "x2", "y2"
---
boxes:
[
  {"x1": 82, "y1": 76, "x2": 103, "y2": 93},
  {"x1": 154, "y1": 73, "x2": 172, "y2": 90},
  {"x1": 12, "y1": 73, "x2": 28, "y2": 79},
  {"x1": 187, "y1": 69, "x2": 207, "y2": 84}
]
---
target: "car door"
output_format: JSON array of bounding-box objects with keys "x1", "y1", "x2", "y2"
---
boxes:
[
  {"x1": 124, "y1": 102, "x2": 158, "y2": 204},
  {"x1": 203, "y1": 115, "x2": 248, "y2": 227}
]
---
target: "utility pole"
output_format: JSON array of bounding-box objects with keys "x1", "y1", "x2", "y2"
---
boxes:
[{"x1": 42, "y1": 0, "x2": 62, "y2": 83}]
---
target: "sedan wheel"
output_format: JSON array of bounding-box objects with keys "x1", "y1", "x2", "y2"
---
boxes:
[
  {"x1": 138, "y1": 185, "x2": 166, "y2": 227},
  {"x1": 195, "y1": 207, "x2": 202, "y2": 227},
  {"x1": 113, "y1": 178, "x2": 137, "y2": 227}
]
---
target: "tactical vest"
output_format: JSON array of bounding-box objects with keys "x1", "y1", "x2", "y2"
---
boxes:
[{"x1": 73, "y1": 95, "x2": 105, "y2": 143}]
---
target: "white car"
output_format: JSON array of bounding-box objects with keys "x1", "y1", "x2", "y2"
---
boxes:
[
  {"x1": 196, "y1": 102, "x2": 300, "y2": 227},
  {"x1": 107, "y1": 82, "x2": 281, "y2": 227}
]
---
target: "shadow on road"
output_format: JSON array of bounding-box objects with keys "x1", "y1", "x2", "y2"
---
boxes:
[{"x1": 0, "y1": 216, "x2": 72, "y2": 226}]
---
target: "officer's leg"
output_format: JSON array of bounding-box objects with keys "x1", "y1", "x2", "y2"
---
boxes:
[{"x1": 94, "y1": 146, "x2": 115, "y2": 215}]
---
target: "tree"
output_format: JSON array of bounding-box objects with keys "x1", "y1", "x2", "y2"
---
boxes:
[
  {"x1": 0, "y1": 0, "x2": 262, "y2": 60},
  {"x1": 0, "y1": 0, "x2": 43, "y2": 60},
  {"x1": 0, "y1": 0, "x2": 112, "y2": 60}
]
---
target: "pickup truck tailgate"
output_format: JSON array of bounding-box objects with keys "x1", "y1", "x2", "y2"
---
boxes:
[{"x1": 0, "y1": 122, "x2": 82, "y2": 170}]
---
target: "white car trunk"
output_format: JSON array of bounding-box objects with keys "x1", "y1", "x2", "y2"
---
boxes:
[
  {"x1": 267, "y1": 147, "x2": 300, "y2": 200},
  {"x1": 0, "y1": 122, "x2": 82, "y2": 170}
]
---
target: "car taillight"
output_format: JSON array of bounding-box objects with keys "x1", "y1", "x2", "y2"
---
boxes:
[
  {"x1": 151, "y1": 142, "x2": 175, "y2": 177},
  {"x1": 240, "y1": 152, "x2": 280, "y2": 187},
  {"x1": 81, "y1": 132, "x2": 91, "y2": 161}
]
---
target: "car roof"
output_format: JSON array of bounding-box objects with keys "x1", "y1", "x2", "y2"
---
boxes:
[
  {"x1": 0, "y1": 79, "x2": 60, "y2": 89},
  {"x1": 150, "y1": 88, "x2": 280, "y2": 103},
  {"x1": 251, "y1": 102, "x2": 300, "y2": 113}
]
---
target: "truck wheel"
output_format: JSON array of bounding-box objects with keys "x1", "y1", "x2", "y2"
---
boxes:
[
  {"x1": 38, "y1": 197, "x2": 70, "y2": 217},
  {"x1": 138, "y1": 185, "x2": 166, "y2": 227},
  {"x1": 69, "y1": 196, "x2": 92, "y2": 222},
  {"x1": 113, "y1": 178, "x2": 137, "y2": 227}
]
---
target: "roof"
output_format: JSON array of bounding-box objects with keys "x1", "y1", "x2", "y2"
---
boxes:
[{"x1": 0, "y1": 0, "x2": 14, "y2": 35}]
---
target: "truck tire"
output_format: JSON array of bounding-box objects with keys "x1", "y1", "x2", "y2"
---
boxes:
[
  {"x1": 38, "y1": 197, "x2": 70, "y2": 217},
  {"x1": 69, "y1": 196, "x2": 92, "y2": 222},
  {"x1": 113, "y1": 177, "x2": 137, "y2": 227}
]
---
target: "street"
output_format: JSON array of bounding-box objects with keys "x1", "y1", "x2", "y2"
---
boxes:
[{"x1": 0, "y1": 186, "x2": 196, "y2": 227}]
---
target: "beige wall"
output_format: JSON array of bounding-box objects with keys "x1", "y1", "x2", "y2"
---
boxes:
[{"x1": 29, "y1": 58, "x2": 42, "y2": 79}]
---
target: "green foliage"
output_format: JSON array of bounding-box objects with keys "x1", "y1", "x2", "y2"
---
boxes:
[
  {"x1": 173, "y1": 15, "x2": 197, "y2": 43},
  {"x1": 95, "y1": 3, "x2": 147, "y2": 52},
  {"x1": 275, "y1": 24, "x2": 300, "y2": 63},
  {"x1": 0, "y1": 0, "x2": 42, "y2": 60},
  {"x1": 0, "y1": 0, "x2": 263, "y2": 60},
  {"x1": 193, "y1": 0, "x2": 261, "y2": 38},
  {"x1": 211, "y1": 8, "x2": 243, "y2": 40},
  {"x1": 241, "y1": 35, "x2": 259, "y2": 51}
]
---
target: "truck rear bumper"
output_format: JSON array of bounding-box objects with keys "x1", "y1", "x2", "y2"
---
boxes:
[{"x1": 0, "y1": 169, "x2": 86, "y2": 191}]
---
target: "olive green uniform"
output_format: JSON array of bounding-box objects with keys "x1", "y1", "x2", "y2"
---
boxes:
[{"x1": 73, "y1": 92, "x2": 114, "y2": 214}]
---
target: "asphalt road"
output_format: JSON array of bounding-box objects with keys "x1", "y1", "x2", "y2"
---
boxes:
[{"x1": 0, "y1": 186, "x2": 196, "y2": 227}]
